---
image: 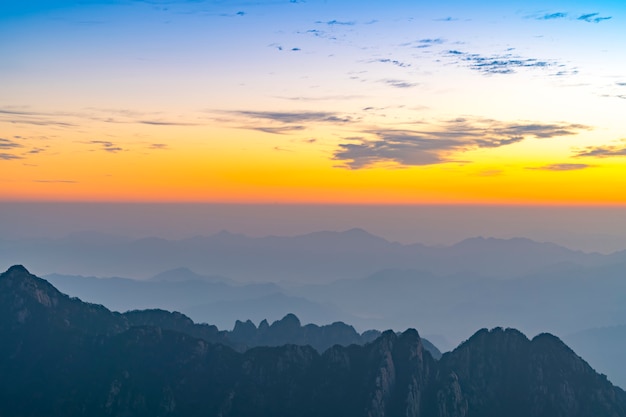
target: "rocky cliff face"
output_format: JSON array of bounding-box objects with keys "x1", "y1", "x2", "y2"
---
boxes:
[
  {"x1": 432, "y1": 327, "x2": 626, "y2": 417},
  {"x1": 1, "y1": 265, "x2": 625, "y2": 417}
]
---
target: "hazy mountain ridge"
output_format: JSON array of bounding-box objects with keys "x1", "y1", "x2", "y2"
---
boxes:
[
  {"x1": 5, "y1": 266, "x2": 428, "y2": 355},
  {"x1": 2, "y1": 265, "x2": 625, "y2": 417},
  {"x1": 44, "y1": 271, "x2": 351, "y2": 330},
  {"x1": 3, "y1": 229, "x2": 621, "y2": 281},
  {"x1": 42, "y1": 259, "x2": 626, "y2": 386}
]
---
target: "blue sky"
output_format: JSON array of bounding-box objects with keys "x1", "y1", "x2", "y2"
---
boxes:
[{"x1": 2, "y1": 0, "x2": 626, "y2": 205}]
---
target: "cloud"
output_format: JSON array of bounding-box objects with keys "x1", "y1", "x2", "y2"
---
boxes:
[
  {"x1": 536, "y1": 12, "x2": 568, "y2": 20},
  {"x1": 333, "y1": 119, "x2": 589, "y2": 169},
  {"x1": 381, "y1": 79, "x2": 418, "y2": 89},
  {"x1": 149, "y1": 143, "x2": 169, "y2": 150},
  {"x1": 89, "y1": 140, "x2": 123, "y2": 153},
  {"x1": 477, "y1": 169, "x2": 504, "y2": 177},
  {"x1": 578, "y1": 13, "x2": 612, "y2": 23},
  {"x1": 0, "y1": 138, "x2": 23, "y2": 150},
  {"x1": 372, "y1": 58, "x2": 411, "y2": 67},
  {"x1": 528, "y1": 163, "x2": 591, "y2": 171},
  {"x1": 0, "y1": 153, "x2": 23, "y2": 160},
  {"x1": 27, "y1": 148, "x2": 47, "y2": 154},
  {"x1": 333, "y1": 131, "x2": 456, "y2": 169},
  {"x1": 249, "y1": 126, "x2": 306, "y2": 135},
  {"x1": 228, "y1": 110, "x2": 352, "y2": 124},
  {"x1": 33, "y1": 179, "x2": 78, "y2": 183},
  {"x1": 0, "y1": 109, "x2": 77, "y2": 127},
  {"x1": 219, "y1": 110, "x2": 354, "y2": 135},
  {"x1": 445, "y1": 49, "x2": 555, "y2": 75},
  {"x1": 138, "y1": 120, "x2": 198, "y2": 126},
  {"x1": 317, "y1": 20, "x2": 356, "y2": 26},
  {"x1": 415, "y1": 38, "x2": 446, "y2": 48},
  {"x1": 574, "y1": 143, "x2": 626, "y2": 158},
  {"x1": 529, "y1": 11, "x2": 610, "y2": 23}
]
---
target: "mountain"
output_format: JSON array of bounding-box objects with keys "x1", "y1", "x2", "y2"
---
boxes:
[
  {"x1": 1, "y1": 229, "x2": 614, "y2": 282},
  {"x1": 432, "y1": 327, "x2": 626, "y2": 417},
  {"x1": 2, "y1": 265, "x2": 625, "y2": 416},
  {"x1": 289, "y1": 264, "x2": 626, "y2": 348},
  {"x1": 8, "y1": 266, "x2": 409, "y2": 353},
  {"x1": 565, "y1": 325, "x2": 626, "y2": 389},
  {"x1": 149, "y1": 267, "x2": 233, "y2": 284},
  {"x1": 44, "y1": 271, "x2": 354, "y2": 330}
]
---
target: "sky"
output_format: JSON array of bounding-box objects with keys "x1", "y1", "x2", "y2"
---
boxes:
[{"x1": 2, "y1": 0, "x2": 626, "y2": 204}]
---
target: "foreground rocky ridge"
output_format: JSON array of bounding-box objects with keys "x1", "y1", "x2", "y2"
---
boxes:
[{"x1": 1, "y1": 265, "x2": 625, "y2": 417}]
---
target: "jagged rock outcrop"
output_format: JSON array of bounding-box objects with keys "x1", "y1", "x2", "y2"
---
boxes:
[{"x1": 1, "y1": 265, "x2": 625, "y2": 417}]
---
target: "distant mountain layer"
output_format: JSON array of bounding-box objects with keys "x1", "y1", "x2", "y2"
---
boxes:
[
  {"x1": 2, "y1": 265, "x2": 625, "y2": 417},
  {"x1": 3, "y1": 229, "x2": 623, "y2": 281}
]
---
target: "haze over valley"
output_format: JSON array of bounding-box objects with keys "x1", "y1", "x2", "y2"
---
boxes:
[{"x1": 4, "y1": 217, "x2": 626, "y2": 388}]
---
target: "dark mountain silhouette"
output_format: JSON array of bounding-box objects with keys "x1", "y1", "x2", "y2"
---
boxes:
[
  {"x1": 226, "y1": 313, "x2": 442, "y2": 358},
  {"x1": 2, "y1": 265, "x2": 625, "y2": 416}
]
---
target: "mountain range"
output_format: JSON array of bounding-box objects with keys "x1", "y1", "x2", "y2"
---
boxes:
[
  {"x1": 43, "y1": 260, "x2": 626, "y2": 387},
  {"x1": 3, "y1": 229, "x2": 624, "y2": 281},
  {"x1": 2, "y1": 265, "x2": 626, "y2": 416}
]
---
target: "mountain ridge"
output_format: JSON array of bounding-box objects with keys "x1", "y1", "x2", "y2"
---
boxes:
[{"x1": 2, "y1": 265, "x2": 625, "y2": 416}]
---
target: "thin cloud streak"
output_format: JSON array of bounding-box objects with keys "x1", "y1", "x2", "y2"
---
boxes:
[
  {"x1": 0, "y1": 138, "x2": 23, "y2": 150},
  {"x1": 528, "y1": 163, "x2": 592, "y2": 171},
  {"x1": 575, "y1": 143, "x2": 626, "y2": 158},
  {"x1": 89, "y1": 140, "x2": 124, "y2": 153},
  {"x1": 0, "y1": 153, "x2": 23, "y2": 160}
]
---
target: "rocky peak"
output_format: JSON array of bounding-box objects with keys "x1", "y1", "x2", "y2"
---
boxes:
[{"x1": 3, "y1": 264, "x2": 30, "y2": 276}]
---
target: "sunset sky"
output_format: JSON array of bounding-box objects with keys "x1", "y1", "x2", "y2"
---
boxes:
[{"x1": 2, "y1": 0, "x2": 626, "y2": 204}]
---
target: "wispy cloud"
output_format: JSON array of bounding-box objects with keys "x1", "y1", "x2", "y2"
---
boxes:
[
  {"x1": 414, "y1": 38, "x2": 446, "y2": 48},
  {"x1": 223, "y1": 110, "x2": 354, "y2": 135},
  {"x1": 445, "y1": 49, "x2": 557, "y2": 75},
  {"x1": 574, "y1": 142, "x2": 626, "y2": 158},
  {"x1": 578, "y1": 13, "x2": 612, "y2": 23},
  {"x1": 33, "y1": 179, "x2": 78, "y2": 183},
  {"x1": 0, "y1": 109, "x2": 77, "y2": 127},
  {"x1": 477, "y1": 169, "x2": 504, "y2": 177},
  {"x1": 371, "y1": 58, "x2": 411, "y2": 68},
  {"x1": 148, "y1": 143, "x2": 169, "y2": 150},
  {"x1": 0, "y1": 153, "x2": 23, "y2": 161},
  {"x1": 249, "y1": 126, "x2": 306, "y2": 135},
  {"x1": 228, "y1": 110, "x2": 353, "y2": 124},
  {"x1": 137, "y1": 120, "x2": 198, "y2": 126},
  {"x1": 333, "y1": 119, "x2": 589, "y2": 169},
  {"x1": 529, "y1": 11, "x2": 611, "y2": 23},
  {"x1": 528, "y1": 163, "x2": 591, "y2": 171},
  {"x1": 89, "y1": 140, "x2": 123, "y2": 153},
  {"x1": 381, "y1": 79, "x2": 418, "y2": 89},
  {"x1": 27, "y1": 147, "x2": 47, "y2": 154},
  {"x1": 317, "y1": 20, "x2": 356, "y2": 26},
  {"x1": 536, "y1": 12, "x2": 568, "y2": 20},
  {"x1": 0, "y1": 138, "x2": 23, "y2": 150}
]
